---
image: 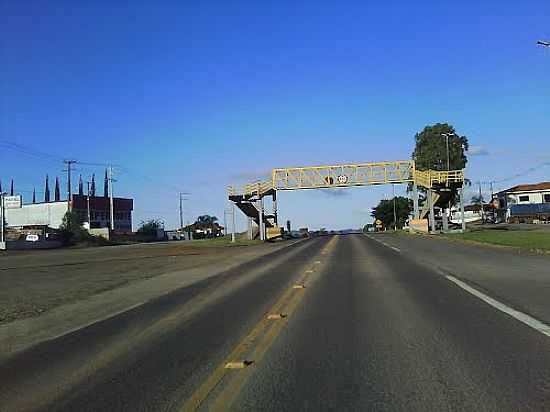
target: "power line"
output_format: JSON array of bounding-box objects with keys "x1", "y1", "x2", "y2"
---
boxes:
[{"x1": 477, "y1": 161, "x2": 550, "y2": 187}]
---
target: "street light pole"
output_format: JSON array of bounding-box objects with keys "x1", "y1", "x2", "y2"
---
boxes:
[
  {"x1": 441, "y1": 132, "x2": 456, "y2": 231},
  {"x1": 441, "y1": 133, "x2": 454, "y2": 171}
]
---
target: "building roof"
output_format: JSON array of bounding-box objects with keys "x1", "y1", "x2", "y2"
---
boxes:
[{"x1": 499, "y1": 182, "x2": 550, "y2": 194}]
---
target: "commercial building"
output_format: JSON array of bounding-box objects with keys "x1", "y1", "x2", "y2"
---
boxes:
[
  {"x1": 3, "y1": 194, "x2": 133, "y2": 233},
  {"x1": 2, "y1": 170, "x2": 134, "y2": 237},
  {"x1": 495, "y1": 182, "x2": 550, "y2": 223}
]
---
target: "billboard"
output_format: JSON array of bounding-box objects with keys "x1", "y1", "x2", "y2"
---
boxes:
[{"x1": 3, "y1": 195, "x2": 22, "y2": 209}]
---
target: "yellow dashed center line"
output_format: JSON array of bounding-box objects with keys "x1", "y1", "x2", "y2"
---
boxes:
[{"x1": 181, "y1": 236, "x2": 339, "y2": 412}]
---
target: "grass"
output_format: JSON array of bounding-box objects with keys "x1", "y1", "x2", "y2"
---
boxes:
[
  {"x1": 185, "y1": 236, "x2": 262, "y2": 248},
  {"x1": 444, "y1": 229, "x2": 550, "y2": 252}
]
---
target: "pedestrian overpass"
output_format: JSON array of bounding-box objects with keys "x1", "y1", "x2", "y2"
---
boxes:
[{"x1": 228, "y1": 160, "x2": 465, "y2": 239}]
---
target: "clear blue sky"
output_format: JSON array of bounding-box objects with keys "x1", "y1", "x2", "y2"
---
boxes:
[{"x1": 1, "y1": 1, "x2": 549, "y2": 230}]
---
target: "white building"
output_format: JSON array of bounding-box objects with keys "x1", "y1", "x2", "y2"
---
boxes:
[
  {"x1": 496, "y1": 182, "x2": 550, "y2": 223},
  {"x1": 2, "y1": 194, "x2": 134, "y2": 232},
  {"x1": 3, "y1": 199, "x2": 68, "y2": 229}
]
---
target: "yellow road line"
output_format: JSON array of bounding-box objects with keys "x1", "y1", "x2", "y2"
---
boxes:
[{"x1": 181, "y1": 236, "x2": 339, "y2": 412}]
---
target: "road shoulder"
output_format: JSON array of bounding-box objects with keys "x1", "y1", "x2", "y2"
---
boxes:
[
  {"x1": 366, "y1": 232, "x2": 550, "y2": 325},
  {"x1": 0, "y1": 239, "x2": 306, "y2": 361}
]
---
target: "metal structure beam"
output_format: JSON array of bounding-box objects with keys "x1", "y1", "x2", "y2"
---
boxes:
[
  {"x1": 272, "y1": 160, "x2": 415, "y2": 191},
  {"x1": 228, "y1": 160, "x2": 464, "y2": 199}
]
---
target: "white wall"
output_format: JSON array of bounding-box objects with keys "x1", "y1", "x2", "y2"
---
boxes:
[
  {"x1": 4, "y1": 202, "x2": 68, "y2": 229},
  {"x1": 508, "y1": 190, "x2": 550, "y2": 205}
]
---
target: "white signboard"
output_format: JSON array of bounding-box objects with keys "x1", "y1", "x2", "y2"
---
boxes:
[
  {"x1": 337, "y1": 175, "x2": 348, "y2": 184},
  {"x1": 3, "y1": 195, "x2": 22, "y2": 209}
]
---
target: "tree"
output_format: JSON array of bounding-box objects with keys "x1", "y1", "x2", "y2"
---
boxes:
[
  {"x1": 371, "y1": 197, "x2": 412, "y2": 230},
  {"x1": 137, "y1": 219, "x2": 164, "y2": 237},
  {"x1": 59, "y1": 210, "x2": 89, "y2": 244},
  {"x1": 195, "y1": 215, "x2": 218, "y2": 227},
  {"x1": 412, "y1": 123, "x2": 469, "y2": 171},
  {"x1": 54, "y1": 177, "x2": 61, "y2": 201}
]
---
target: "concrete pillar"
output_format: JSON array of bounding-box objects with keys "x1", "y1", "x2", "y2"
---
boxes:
[
  {"x1": 258, "y1": 197, "x2": 264, "y2": 241},
  {"x1": 247, "y1": 217, "x2": 253, "y2": 240},
  {"x1": 412, "y1": 184, "x2": 419, "y2": 219},
  {"x1": 460, "y1": 185, "x2": 466, "y2": 233},
  {"x1": 272, "y1": 191, "x2": 278, "y2": 225},
  {"x1": 428, "y1": 189, "x2": 436, "y2": 233},
  {"x1": 442, "y1": 208, "x2": 449, "y2": 232}
]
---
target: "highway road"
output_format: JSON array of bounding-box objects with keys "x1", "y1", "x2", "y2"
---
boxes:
[{"x1": 1, "y1": 235, "x2": 549, "y2": 411}]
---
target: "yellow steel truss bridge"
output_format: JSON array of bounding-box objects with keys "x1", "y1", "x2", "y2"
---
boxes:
[{"x1": 228, "y1": 160, "x2": 464, "y2": 198}]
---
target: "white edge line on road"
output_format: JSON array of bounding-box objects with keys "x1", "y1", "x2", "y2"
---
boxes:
[
  {"x1": 364, "y1": 234, "x2": 400, "y2": 253},
  {"x1": 445, "y1": 274, "x2": 550, "y2": 338}
]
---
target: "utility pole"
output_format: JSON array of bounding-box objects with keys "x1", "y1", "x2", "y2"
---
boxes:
[
  {"x1": 63, "y1": 160, "x2": 77, "y2": 211},
  {"x1": 0, "y1": 192, "x2": 5, "y2": 250},
  {"x1": 460, "y1": 182, "x2": 466, "y2": 233},
  {"x1": 478, "y1": 181, "x2": 485, "y2": 223},
  {"x1": 490, "y1": 181, "x2": 494, "y2": 223},
  {"x1": 392, "y1": 184, "x2": 397, "y2": 231},
  {"x1": 180, "y1": 193, "x2": 184, "y2": 231},
  {"x1": 86, "y1": 181, "x2": 92, "y2": 228},
  {"x1": 108, "y1": 165, "x2": 115, "y2": 231},
  {"x1": 179, "y1": 192, "x2": 190, "y2": 235},
  {"x1": 231, "y1": 201, "x2": 236, "y2": 243}
]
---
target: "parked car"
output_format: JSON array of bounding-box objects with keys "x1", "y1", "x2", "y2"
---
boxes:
[{"x1": 25, "y1": 234, "x2": 40, "y2": 242}]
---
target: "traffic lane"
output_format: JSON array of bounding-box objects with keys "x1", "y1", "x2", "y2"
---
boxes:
[
  {"x1": 370, "y1": 231, "x2": 550, "y2": 324},
  {"x1": 0, "y1": 237, "x2": 329, "y2": 412},
  {"x1": 232, "y1": 234, "x2": 550, "y2": 411}
]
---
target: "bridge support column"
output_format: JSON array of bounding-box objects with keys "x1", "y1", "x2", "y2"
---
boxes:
[
  {"x1": 412, "y1": 184, "x2": 419, "y2": 219},
  {"x1": 442, "y1": 208, "x2": 449, "y2": 233},
  {"x1": 428, "y1": 189, "x2": 436, "y2": 233},
  {"x1": 460, "y1": 184, "x2": 466, "y2": 233},
  {"x1": 247, "y1": 217, "x2": 253, "y2": 240},
  {"x1": 272, "y1": 192, "x2": 278, "y2": 225},
  {"x1": 258, "y1": 197, "x2": 265, "y2": 241}
]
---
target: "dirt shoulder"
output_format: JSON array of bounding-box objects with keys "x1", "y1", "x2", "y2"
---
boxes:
[
  {"x1": 0, "y1": 238, "x2": 306, "y2": 359},
  {"x1": 0, "y1": 240, "x2": 290, "y2": 325}
]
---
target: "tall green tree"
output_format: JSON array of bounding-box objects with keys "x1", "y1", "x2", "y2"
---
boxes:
[
  {"x1": 371, "y1": 197, "x2": 412, "y2": 230},
  {"x1": 59, "y1": 210, "x2": 89, "y2": 244},
  {"x1": 412, "y1": 123, "x2": 469, "y2": 171}
]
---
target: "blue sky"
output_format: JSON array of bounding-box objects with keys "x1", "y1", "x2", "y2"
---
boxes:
[{"x1": 1, "y1": 1, "x2": 549, "y2": 230}]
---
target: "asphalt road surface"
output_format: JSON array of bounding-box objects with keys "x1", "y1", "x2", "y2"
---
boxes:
[{"x1": 1, "y1": 235, "x2": 549, "y2": 412}]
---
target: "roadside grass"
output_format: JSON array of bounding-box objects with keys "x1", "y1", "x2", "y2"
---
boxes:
[
  {"x1": 185, "y1": 236, "x2": 262, "y2": 247},
  {"x1": 444, "y1": 230, "x2": 550, "y2": 252}
]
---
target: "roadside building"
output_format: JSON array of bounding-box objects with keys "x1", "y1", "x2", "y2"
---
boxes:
[
  {"x1": 495, "y1": 182, "x2": 550, "y2": 223},
  {"x1": 3, "y1": 194, "x2": 133, "y2": 235}
]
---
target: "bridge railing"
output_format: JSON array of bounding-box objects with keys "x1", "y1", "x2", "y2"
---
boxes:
[
  {"x1": 272, "y1": 160, "x2": 415, "y2": 191},
  {"x1": 227, "y1": 180, "x2": 274, "y2": 197},
  {"x1": 414, "y1": 169, "x2": 464, "y2": 188},
  {"x1": 228, "y1": 163, "x2": 465, "y2": 196}
]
